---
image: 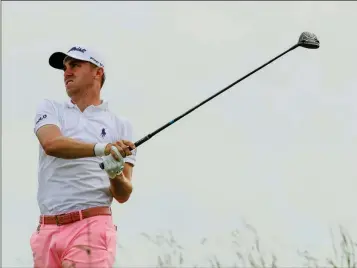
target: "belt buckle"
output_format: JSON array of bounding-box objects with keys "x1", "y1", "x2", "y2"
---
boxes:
[{"x1": 55, "y1": 215, "x2": 61, "y2": 226}]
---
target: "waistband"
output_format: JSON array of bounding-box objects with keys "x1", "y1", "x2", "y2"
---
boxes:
[{"x1": 39, "y1": 206, "x2": 112, "y2": 226}]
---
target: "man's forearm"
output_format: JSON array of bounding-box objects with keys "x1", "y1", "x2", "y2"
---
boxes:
[
  {"x1": 110, "y1": 172, "x2": 133, "y2": 203},
  {"x1": 43, "y1": 136, "x2": 97, "y2": 159}
]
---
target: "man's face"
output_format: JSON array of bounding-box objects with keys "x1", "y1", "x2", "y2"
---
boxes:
[{"x1": 63, "y1": 58, "x2": 98, "y2": 96}]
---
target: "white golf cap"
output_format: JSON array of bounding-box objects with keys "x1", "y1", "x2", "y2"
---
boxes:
[
  {"x1": 49, "y1": 45, "x2": 106, "y2": 86},
  {"x1": 49, "y1": 45, "x2": 104, "y2": 69}
]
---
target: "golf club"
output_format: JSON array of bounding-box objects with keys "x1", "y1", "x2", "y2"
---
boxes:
[{"x1": 99, "y1": 31, "x2": 319, "y2": 170}]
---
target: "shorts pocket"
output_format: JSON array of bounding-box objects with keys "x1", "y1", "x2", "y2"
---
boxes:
[
  {"x1": 104, "y1": 226, "x2": 117, "y2": 263},
  {"x1": 105, "y1": 222, "x2": 117, "y2": 246},
  {"x1": 30, "y1": 225, "x2": 41, "y2": 250}
]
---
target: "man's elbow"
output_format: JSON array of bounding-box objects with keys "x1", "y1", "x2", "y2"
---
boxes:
[
  {"x1": 37, "y1": 125, "x2": 64, "y2": 157},
  {"x1": 112, "y1": 188, "x2": 133, "y2": 204},
  {"x1": 42, "y1": 138, "x2": 70, "y2": 158},
  {"x1": 42, "y1": 139, "x2": 58, "y2": 156},
  {"x1": 114, "y1": 194, "x2": 131, "y2": 204}
]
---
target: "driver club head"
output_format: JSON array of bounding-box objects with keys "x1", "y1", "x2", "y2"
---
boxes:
[{"x1": 298, "y1": 32, "x2": 320, "y2": 49}]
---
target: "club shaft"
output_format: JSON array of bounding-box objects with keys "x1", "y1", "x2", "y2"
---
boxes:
[
  {"x1": 134, "y1": 44, "x2": 299, "y2": 147},
  {"x1": 99, "y1": 43, "x2": 300, "y2": 169}
]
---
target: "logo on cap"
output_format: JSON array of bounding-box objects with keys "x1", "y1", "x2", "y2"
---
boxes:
[
  {"x1": 68, "y1": 46, "x2": 87, "y2": 53},
  {"x1": 90, "y1": 57, "x2": 104, "y2": 67}
]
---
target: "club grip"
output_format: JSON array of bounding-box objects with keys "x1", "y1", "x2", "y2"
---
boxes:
[
  {"x1": 98, "y1": 135, "x2": 151, "y2": 170},
  {"x1": 98, "y1": 146, "x2": 137, "y2": 170}
]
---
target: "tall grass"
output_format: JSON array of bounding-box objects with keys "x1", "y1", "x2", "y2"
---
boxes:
[
  {"x1": 141, "y1": 224, "x2": 356, "y2": 268},
  {"x1": 326, "y1": 226, "x2": 356, "y2": 268}
]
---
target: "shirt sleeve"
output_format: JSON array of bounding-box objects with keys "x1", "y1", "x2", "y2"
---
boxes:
[
  {"x1": 34, "y1": 99, "x2": 61, "y2": 134},
  {"x1": 118, "y1": 117, "x2": 137, "y2": 166}
]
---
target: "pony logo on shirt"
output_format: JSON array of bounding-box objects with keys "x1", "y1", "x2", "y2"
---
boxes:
[{"x1": 100, "y1": 128, "x2": 106, "y2": 138}]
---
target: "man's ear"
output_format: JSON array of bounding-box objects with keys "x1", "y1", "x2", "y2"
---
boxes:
[
  {"x1": 96, "y1": 67, "x2": 102, "y2": 76},
  {"x1": 94, "y1": 67, "x2": 104, "y2": 81}
]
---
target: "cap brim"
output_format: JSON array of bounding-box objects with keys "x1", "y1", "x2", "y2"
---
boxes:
[
  {"x1": 49, "y1": 52, "x2": 68, "y2": 70},
  {"x1": 49, "y1": 51, "x2": 94, "y2": 70}
]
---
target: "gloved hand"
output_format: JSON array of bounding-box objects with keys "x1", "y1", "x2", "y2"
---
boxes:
[{"x1": 102, "y1": 146, "x2": 125, "y2": 179}]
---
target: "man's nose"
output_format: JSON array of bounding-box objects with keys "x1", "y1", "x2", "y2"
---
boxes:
[{"x1": 64, "y1": 68, "x2": 73, "y2": 78}]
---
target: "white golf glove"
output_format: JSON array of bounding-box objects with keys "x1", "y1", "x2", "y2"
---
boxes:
[{"x1": 102, "y1": 146, "x2": 125, "y2": 179}]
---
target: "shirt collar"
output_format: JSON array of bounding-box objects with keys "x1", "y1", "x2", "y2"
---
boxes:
[{"x1": 66, "y1": 99, "x2": 109, "y2": 111}]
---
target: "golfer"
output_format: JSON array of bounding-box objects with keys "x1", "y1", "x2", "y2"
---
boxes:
[{"x1": 31, "y1": 45, "x2": 137, "y2": 268}]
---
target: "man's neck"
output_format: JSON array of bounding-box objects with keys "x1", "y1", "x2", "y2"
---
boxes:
[{"x1": 70, "y1": 91, "x2": 101, "y2": 112}]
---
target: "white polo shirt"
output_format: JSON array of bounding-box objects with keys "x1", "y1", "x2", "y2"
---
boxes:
[{"x1": 33, "y1": 98, "x2": 137, "y2": 215}]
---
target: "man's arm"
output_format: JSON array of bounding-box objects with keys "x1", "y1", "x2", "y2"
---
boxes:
[
  {"x1": 36, "y1": 125, "x2": 97, "y2": 159},
  {"x1": 108, "y1": 116, "x2": 137, "y2": 203},
  {"x1": 34, "y1": 99, "x2": 109, "y2": 159},
  {"x1": 37, "y1": 125, "x2": 135, "y2": 160},
  {"x1": 109, "y1": 162, "x2": 134, "y2": 203}
]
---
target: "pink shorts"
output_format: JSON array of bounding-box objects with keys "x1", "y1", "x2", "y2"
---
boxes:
[{"x1": 30, "y1": 214, "x2": 117, "y2": 268}]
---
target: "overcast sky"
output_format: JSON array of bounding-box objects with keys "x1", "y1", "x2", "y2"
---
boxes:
[{"x1": 2, "y1": 1, "x2": 357, "y2": 267}]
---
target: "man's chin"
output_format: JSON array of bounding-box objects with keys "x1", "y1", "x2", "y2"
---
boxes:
[{"x1": 65, "y1": 85, "x2": 79, "y2": 96}]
